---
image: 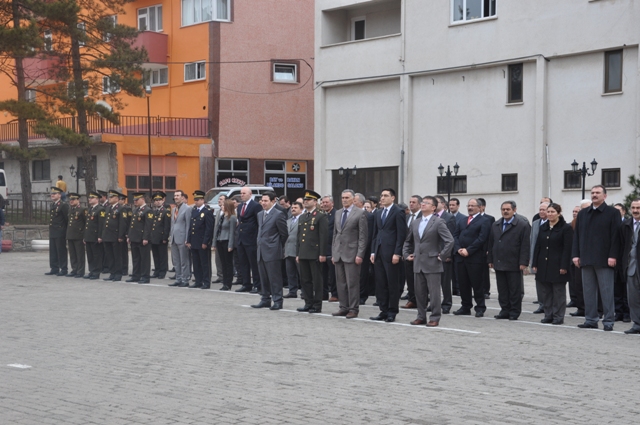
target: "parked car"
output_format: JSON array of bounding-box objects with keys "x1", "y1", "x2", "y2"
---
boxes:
[
  {"x1": 0, "y1": 168, "x2": 7, "y2": 207},
  {"x1": 204, "y1": 185, "x2": 274, "y2": 215}
]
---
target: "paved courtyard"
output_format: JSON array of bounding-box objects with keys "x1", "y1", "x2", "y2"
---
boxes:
[{"x1": 0, "y1": 251, "x2": 638, "y2": 424}]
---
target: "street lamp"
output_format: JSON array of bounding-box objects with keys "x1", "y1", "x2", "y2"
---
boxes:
[
  {"x1": 338, "y1": 166, "x2": 357, "y2": 190},
  {"x1": 69, "y1": 164, "x2": 86, "y2": 193},
  {"x1": 145, "y1": 84, "x2": 153, "y2": 197},
  {"x1": 571, "y1": 158, "x2": 598, "y2": 199},
  {"x1": 438, "y1": 162, "x2": 460, "y2": 206}
]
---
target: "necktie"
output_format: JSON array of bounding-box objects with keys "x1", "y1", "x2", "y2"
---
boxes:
[
  {"x1": 241, "y1": 202, "x2": 247, "y2": 217},
  {"x1": 407, "y1": 213, "x2": 415, "y2": 228},
  {"x1": 341, "y1": 209, "x2": 348, "y2": 228},
  {"x1": 381, "y1": 208, "x2": 388, "y2": 224},
  {"x1": 174, "y1": 206, "x2": 178, "y2": 219},
  {"x1": 503, "y1": 221, "x2": 510, "y2": 232},
  {"x1": 467, "y1": 215, "x2": 473, "y2": 225}
]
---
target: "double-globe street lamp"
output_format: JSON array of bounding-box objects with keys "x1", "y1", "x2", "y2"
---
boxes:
[
  {"x1": 69, "y1": 164, "x2": 86, "y2": 194},
  {"x1": 145, "y1": 84, "x2": 153, "y2": 198},
  {"x1": 438, "y1": 162, "x2": 460, "y2": 206},
  {"x1": 571, "y1": 158, "x2": 598, "y2": 200},
  {"x1": 338, "y1": 166, "x2": 357, "y2": 190}
]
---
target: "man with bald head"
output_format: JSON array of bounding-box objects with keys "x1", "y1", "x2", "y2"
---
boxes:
[{"x1": 235, "y1": 187, "x2": 263, "y2": 293}]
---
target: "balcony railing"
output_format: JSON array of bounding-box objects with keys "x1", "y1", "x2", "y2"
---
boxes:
[{"x1": 0, "y1": 115, "x2": 211, "y2": 143}]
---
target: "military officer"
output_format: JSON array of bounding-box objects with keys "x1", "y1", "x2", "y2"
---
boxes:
[
  {"x1": 65, "y1": 193, "x2": 87, "y2": 278},
  {"x1": 118, "y1": 192, "x2": 132, "y2": 276},
  {"x1": 127, "y1": 192, "x2": 153, "y2": 284},
  {"x1": 46, "y1": 186, "x2": 69, "y2": 276},
  {"x1": 296, "y1": 190, "x2": 329, "y2": 313},
  {"x1": 186, "y1": 190, "x2": 214, "y2": 289},
  {"x1": 84, "y1": 191, "x2": 105, "y2": 279},
  {"x1": 101, "y1": 190, "x2": 127, "y2": 282},
  {"x1": 98, "y1": 190, "x2": 110, "y2": 273},
  {"x1": 150, "y1": 191, "x2": 172, "y2": 279}
]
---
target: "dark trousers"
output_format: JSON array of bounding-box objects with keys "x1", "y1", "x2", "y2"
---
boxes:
[
  {"x1": 258, "y1": 258, "x2": 284, "y2": 303},
  {"x1": 322, "y1": 257, "x2": 337, "y2": 299},
  {"x1": 102, "y1": 245, "x2": 110, "y2": 273},
  {"x1": 374, "y1": 258, "x2": 401, "y2": 316},
  {"x1": 456, "y1": 261, "x2": 486, "y2": 313},
  {"x1": 67, "y1": 239, "x2": 85, "y2": 276},
  {"x1": 359, "y1": 248, "x2": 374, "y2": 302},
  {"x1": 452, "y1": 257, "x2": 460, "y2": 294},
  {"x1": 285, "y1": 256, "x2": 300, "y2": 295},
  {"x1": 103, "y1": 241, "x2": 122, "y2": 278},
  {"x1": 120, "y1": 240, "x2": 129, "y2": 275},
  {"x1": 86, "y1": 241, "x2": 103, "y2": 277},
  {"x1": 191, "y1": 247, "x2": 211, "y2": 287},
  {"x1": 570, "y1": 264, "x2": 585, "y2": 310},
  {"x1": 482, "y1": 256, "x2": 491, "y2": 295},
  {"x1": 216, "y1": 240, "x2": 234, "y2": 287},
  {"x1": 495, "y1": 270, "x2": 524, "y2": 319},
  {"x1": 538, "y1": 281, "x2": 567, "y2": 321},
  {"x1": 299, "y1": 259, "x2": 323, "y2": 310},
  {"x1": 440, "y1": 261, "x2": 453, "y2": 310},
  {"x1": 399, "y1": 258, "x2": 406, "y2": 297},
  {"x1": 49, "y1": 236, "x2": 67, "y2": 273},
  {"x1": 151, "y1": 243, "x2": 169, "y2": 277},
  {"x1": 237, "y1": 243, "x2": 260, "y2": 289},
  {"x1": 281, "y1": 260, "x2": 288, "y2": 289},
  {"x1": 614, "y1": 267, "x2": 630, "y2": 318},
  {"x1": 405, "y1": 259, "x2": 416, "y2": 303},
  {"x1": 131, "y1": 241, "x2": 151, "y2": 280},
  {"x1": 233, "y1": 249, "x2": 241, "y2": 283}
]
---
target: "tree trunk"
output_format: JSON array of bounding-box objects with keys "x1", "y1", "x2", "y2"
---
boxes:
[{"x1": 82, "y1": 146, "x2": 96, "y2": 194}]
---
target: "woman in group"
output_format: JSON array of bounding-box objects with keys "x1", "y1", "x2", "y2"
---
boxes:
[
  {"x1": 214, "y1": 199, "x2": 237, "y2": 291},
  {"x1": 532, "y1": 203, "x2": 573, "y2": 324}
]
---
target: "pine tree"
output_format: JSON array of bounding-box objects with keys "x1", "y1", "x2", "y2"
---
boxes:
[{"x1": 623, "y1": 171, "x2": 640, "y2": 210}]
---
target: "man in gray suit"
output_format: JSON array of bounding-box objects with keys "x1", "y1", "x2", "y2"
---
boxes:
[
  {"x1": 251, "y1": 191, "x2": 288, "y2": 310},
  {"x1": 529, "y1": 202, "x2": 549, "y2": 313},
  {"x1": 212, "y1": 195, "x2": 226, "y2": 284},
  {"x1": 283, "y1": 201, "x2": 303, "y2": 298},
  {"x1": 403, "y1": 196, "x2": 454, "y2": 327},
  {"x1": 331, "y1": 190, "x2": 368, "y2": 319},
  {"x1": 169, "y1": 190, "x2": 191, "y2": 287}
]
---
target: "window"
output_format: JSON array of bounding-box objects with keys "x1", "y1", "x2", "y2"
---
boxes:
[
  {"x1": 124, "y1": 155, "x2": 177, "y2": 200},
  {"x1": 77, "y1": 22, "x2": 86, "y2": 46},
  {"x1": 437, "y1": 176, "x2": 467, "y2": 194},
  {"x1": 501, "y1": 173, "x2": 518, "y2": 191},
  {"x1": 602, "y1": 168, "x2": 621, "y2": 188},
  {"x1": 604, "y1": 49, "x2": 623, "y2": 93},
  {"x1": 146, "y1": 68, "x2": 169, "y2": 86},
  {"x1": 216, "y1": 158, "x2": 249, "y2": 187},
  {"x1": 44, "y1": 30, "x2": 53, "y2": 51},
  {"x1": 25, "y1": 89, "x2": 36, "y2": 103},
  {"x1": 102, "y1": 76, "x2": 120, "y2": 94},
  {"x1": 182, "y1": 0, "x2": 230, "y2": 26},
  {"x1": 452, "y1": 0, "x2": 496, "y2": 22},
  {"x1": 138, "y1": 5, "x2": 163, "y2": 32},
  {"x1": 103, "y1": 15, "x2": 117, "y2": 41},
  {"x1": 33, "y1": 159, "x2": 50, "y2": 181},
  {"x1": 564, "y1": 171, "x2": 581, "y2": 189},
  {"x1": 351, "y1": 17, "x2": 365, "y2": 40},
  {"x1": 184, "y1": 61, "x2": 206, "y2": 82},
  {"x1": 264, "y1": 161, "x2": 307, "y2": 199},
  {"x1": 67, "y1": 80, "x2": 89, "y2": 99},
  {"x1": 508, "y1": 63, "x2": 523, "y2": 103},
  {"x1": 273, "y1": 63, "x2": 297, "y2": 83}
]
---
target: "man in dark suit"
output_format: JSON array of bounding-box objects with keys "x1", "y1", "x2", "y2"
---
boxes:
[
  {"x1": 127, "y1": 192, "x2": 153, "y2": 284},
  {"x1": 355, "y1": 193, "x2": 375, "y2": 305},
  {"x1": 321, "y1": 195, "x2": 338, "y2": 302},
  {"x1": 369, "y1": 188, "x2": 407, "y2": 322},
  {"x1": 150, "y1": 191, "x2": 171, "y2": 279},
  {"x1": 102, "y1": 190, "x2": 127, "y2": 282},
  {"x1": 187, "y1": 190, "x2": 214, "y2": 289},
  {"x1": 488, "y1": 201, "x2": 531, "y2": 320},
  {"x1": 401, "y1": 195, "x2": 422, "y2": 309},
  {"x1": 478, "y1": 198, "x2": 495, "y2": 299},
  {"x1": 449, "y1": 197, "x2": 467, "y2": 296},
  {"x1": 296, "y1": 190, "x2": 328, "y2": 313},
  {"x1": 46, "y1": 186, "x2": 69, "y2": 276},
  {"x1": 65, "y1": 193, "x2": 86, "y2": 278},
  {"x1": 453, "y1": 198, "x2": 491, "y2": 317},
  {"x1": 83, "y1": 192, "x2": 105, "y2": 279},
  {"x1": 235, "y1": 187, "x2": 262, "y2": 293},
  {"x1": 252, "y1": 192, "x2": 288, "y2": 310},
  {"x1": 118, "y1": 192, "x2": 132, "y2": 276},
  {"x1": 435, "y1": 195, "x2": 457, "y2": 314},
  {"x1": 619, "y1": 198, "x2": 640, "y2": 334}
]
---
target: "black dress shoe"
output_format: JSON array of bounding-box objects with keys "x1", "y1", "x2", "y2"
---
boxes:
[
  {"x1": 188, "y1": 283, "x2": 202, "y2": 288},
  {"x1": 577, "y1": 322, "x2": 598, "y2": 329},
  {"x1": 475, "y1": 311, "x2": 484, "y2": 318},
  {"x1": 369, "y1": 314, "x2": 388, "y2": 321},
  {"x1": 212, "y1": 278, "x2": 222, "y2": 283},
  {"x1": 533, "y1": 300, "x2": 541, "y2": 304},
  {"x1": 452, "y1": 290, "x2": 460, "y2": 296},
  {"x1": 567, "y1": 301, "x2": 577, "y2": 308},
  {"x1": 169, "y1": 275, "x2": 176, "y2": 280},
  {"x1": 112, "y1": 276, "x2": 122, "y2": 282},
  {"x1": 200, "y1": 285, "x2": 210, "y2": 289},
  {"x1": 494, "y1": 314, "x2": 509, "y2": 319},
  {"x1": 235, "y1": 286, "x2": 251, "y2": 292},
  {"x1": 151, "y1": 274, "x2": 159, "y2": 279},
  {"x1": 540, "y1": 317, "x2": 553, "y2": 323},
  {"x1": 453, "y1": 309, "x2": 471, "y2": 316},
  {"x1": 74, "y1": 274, "x2": 83, "y2": 278},
  {"x1": 283, "y1": 293, "x2": 297, "y2": 299},
  {"x1": 603, "y1": 324, "x2": 613, "y2": 331},
  {"x1": 138, "y1": 280, "x2": 151, "y2": 284},
  {"x1": 250, "y1": 287, "x2": 259, "y2": 294},
  {"x1": 220, "y1": 285, "x2": 230, "y2": 291},
  {"x1": 552, "y1": 319, "x2": 564, "y2": 325},
  {"x1": 570, "y1": 309, "x2": 585, "y2": 317},
  {"x1": 614, "y1": 314, "x2": 624, "y2": 322},
  {"x1": 484, "y1": 293, "x2": 490, "y2": 299},
  {"x1": 623, "y1": 315, "x2": 631, "y2": 323},
  {"x1": 385, "y1": 315, "x2": 396, "y2": 323},
  {"x1": 126, "y1": 278, "x2": 139, "y2": 283},
  {"x1": 89, "y1": 275, "x2": 99, "y2": 280},
  {"x1": 426, "y1": 305, "x2": 432, "y2": 312},
  {"x1": 156, "y1": 275, "x2": 166, "y2": 280},
  {"x1": 270, "y1": 303, "x2": 282, "y2": 310},
  {"x1": 56, "y1": 271, "x2": 67, "y2": 276},
  {"x1": 360, "y1": 299, "x2": 366, "y2": 305},
  {"x1": 45, "y1": 270, "x2": 58, "y2": 276},
  {"x1": 168, "y1": 282, "x2": 180, "y2": 287},
  {"x1": 400, "y1": 295, "x2": 408, "y2": 300},
  {"x1": 308, "y1": 308, "x2": 322, "y2": 314},
  {"x1": 83, "y1": 275, "x2": 92, "y2": 279},
  {"x1": 65, "y1": 273, "x2": 76, "y2": 277},
  {"x1": 533, "y1": 307, "x2": 544, "y2": 314},
  {"x1": 297, "y1": 306, "x2": 311, "y2": 312},
  {"x1": 624, "y1": 328, "x2": 640, "y2": 334},
  {"x1": 373, "y1": 302, "x2": 379, "y2": 306},
  {"x1": 251, "y1": 300, "x2": 271, "y2": 308},
  {"x1": 103, "y1": 275, "x2": 115, "y2": 281},
  {"x1": 178, "y1": 282, "x2": 189, "y2": 287},
  {"x1": 509, "y1": 317, "x2": 519, "y2": 321},
  {"x1": 442, "y1": 308, "x2": 450, "y2": 314}
]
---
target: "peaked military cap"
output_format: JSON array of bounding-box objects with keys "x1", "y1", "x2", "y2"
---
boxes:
[
  {"x1": 303, "y1": 190, "x2": 321, "y2": 200},
  {"x1": 193, "y1": 190, "x2": 205, "y2": 200}
]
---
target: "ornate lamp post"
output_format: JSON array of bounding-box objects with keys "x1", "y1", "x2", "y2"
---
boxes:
[
  {"x1": 438, "y1": 162, "x2": 460, "y2": 205},
  {"x1": 338, "y1": 166, "x2": 357, "y2": 190},
  {"x1": 572, "y1": 158, "x2": 598, "y2": 199}
]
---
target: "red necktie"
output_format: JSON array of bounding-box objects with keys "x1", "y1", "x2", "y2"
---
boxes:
[
  {"x1": 467, "y1": 215, "x2": 473, "y2": 225},
  {"x1": 241, "y1": 203, "x2": 247, "y2": 217}
]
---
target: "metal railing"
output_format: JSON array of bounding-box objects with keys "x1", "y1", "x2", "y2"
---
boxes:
[
  {"x1": 0, "y1": 115, "x2": 211, "y2": 143},
  {"x1": 3, "y1": 199, "x2": 53, "y2": 225}
]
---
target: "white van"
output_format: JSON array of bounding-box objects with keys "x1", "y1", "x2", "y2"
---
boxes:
[
  {"x1": 205, "y1": 185, "x2": 273, "y2": 215},
  {"x1": 0, "y1": 169, "x2": 7, "y2": 204}
]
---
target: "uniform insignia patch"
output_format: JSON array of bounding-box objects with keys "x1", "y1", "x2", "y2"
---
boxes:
[
  {"x1": 100, "y1": 212, "x2": 106, "y2": 217},
  {"x1": 200, "y1": 213, "x2": 204, "y2": 218},
  {"x1": 147, "y1": 213, "x2": 154, "y2": 219}
]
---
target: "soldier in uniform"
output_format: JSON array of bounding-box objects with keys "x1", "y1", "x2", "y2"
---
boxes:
[
  {"x1": 98, "y1": 190, "x2": 110, "y2": 274},
  {"x1": 127, "y1": 192, "x2": 153, "y2": 284},
  {"x1": 186, "y1": 190, "x2": 214, "y2": 289},
  {"x1": 65, "y1": 193, "x2": 87, "y2": 278},
  {"x1": 150, "y1": 191, "x2": 172, "y2": 279},
  {"x1": 46, "y1": 186, "x2": 69, "y2": 276},
  {"x1": 296, "y1": 190, "x2": 329, "y2": 313},
  {"x1": 84, "y1": 191, "x2": 105, "y2": 280},
  {"x1": 119, "y1": 192, "x2": 132, "y2": 276},
  {"x1": 101, "y1": 190, "x2": 127, "y2": 281}
]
